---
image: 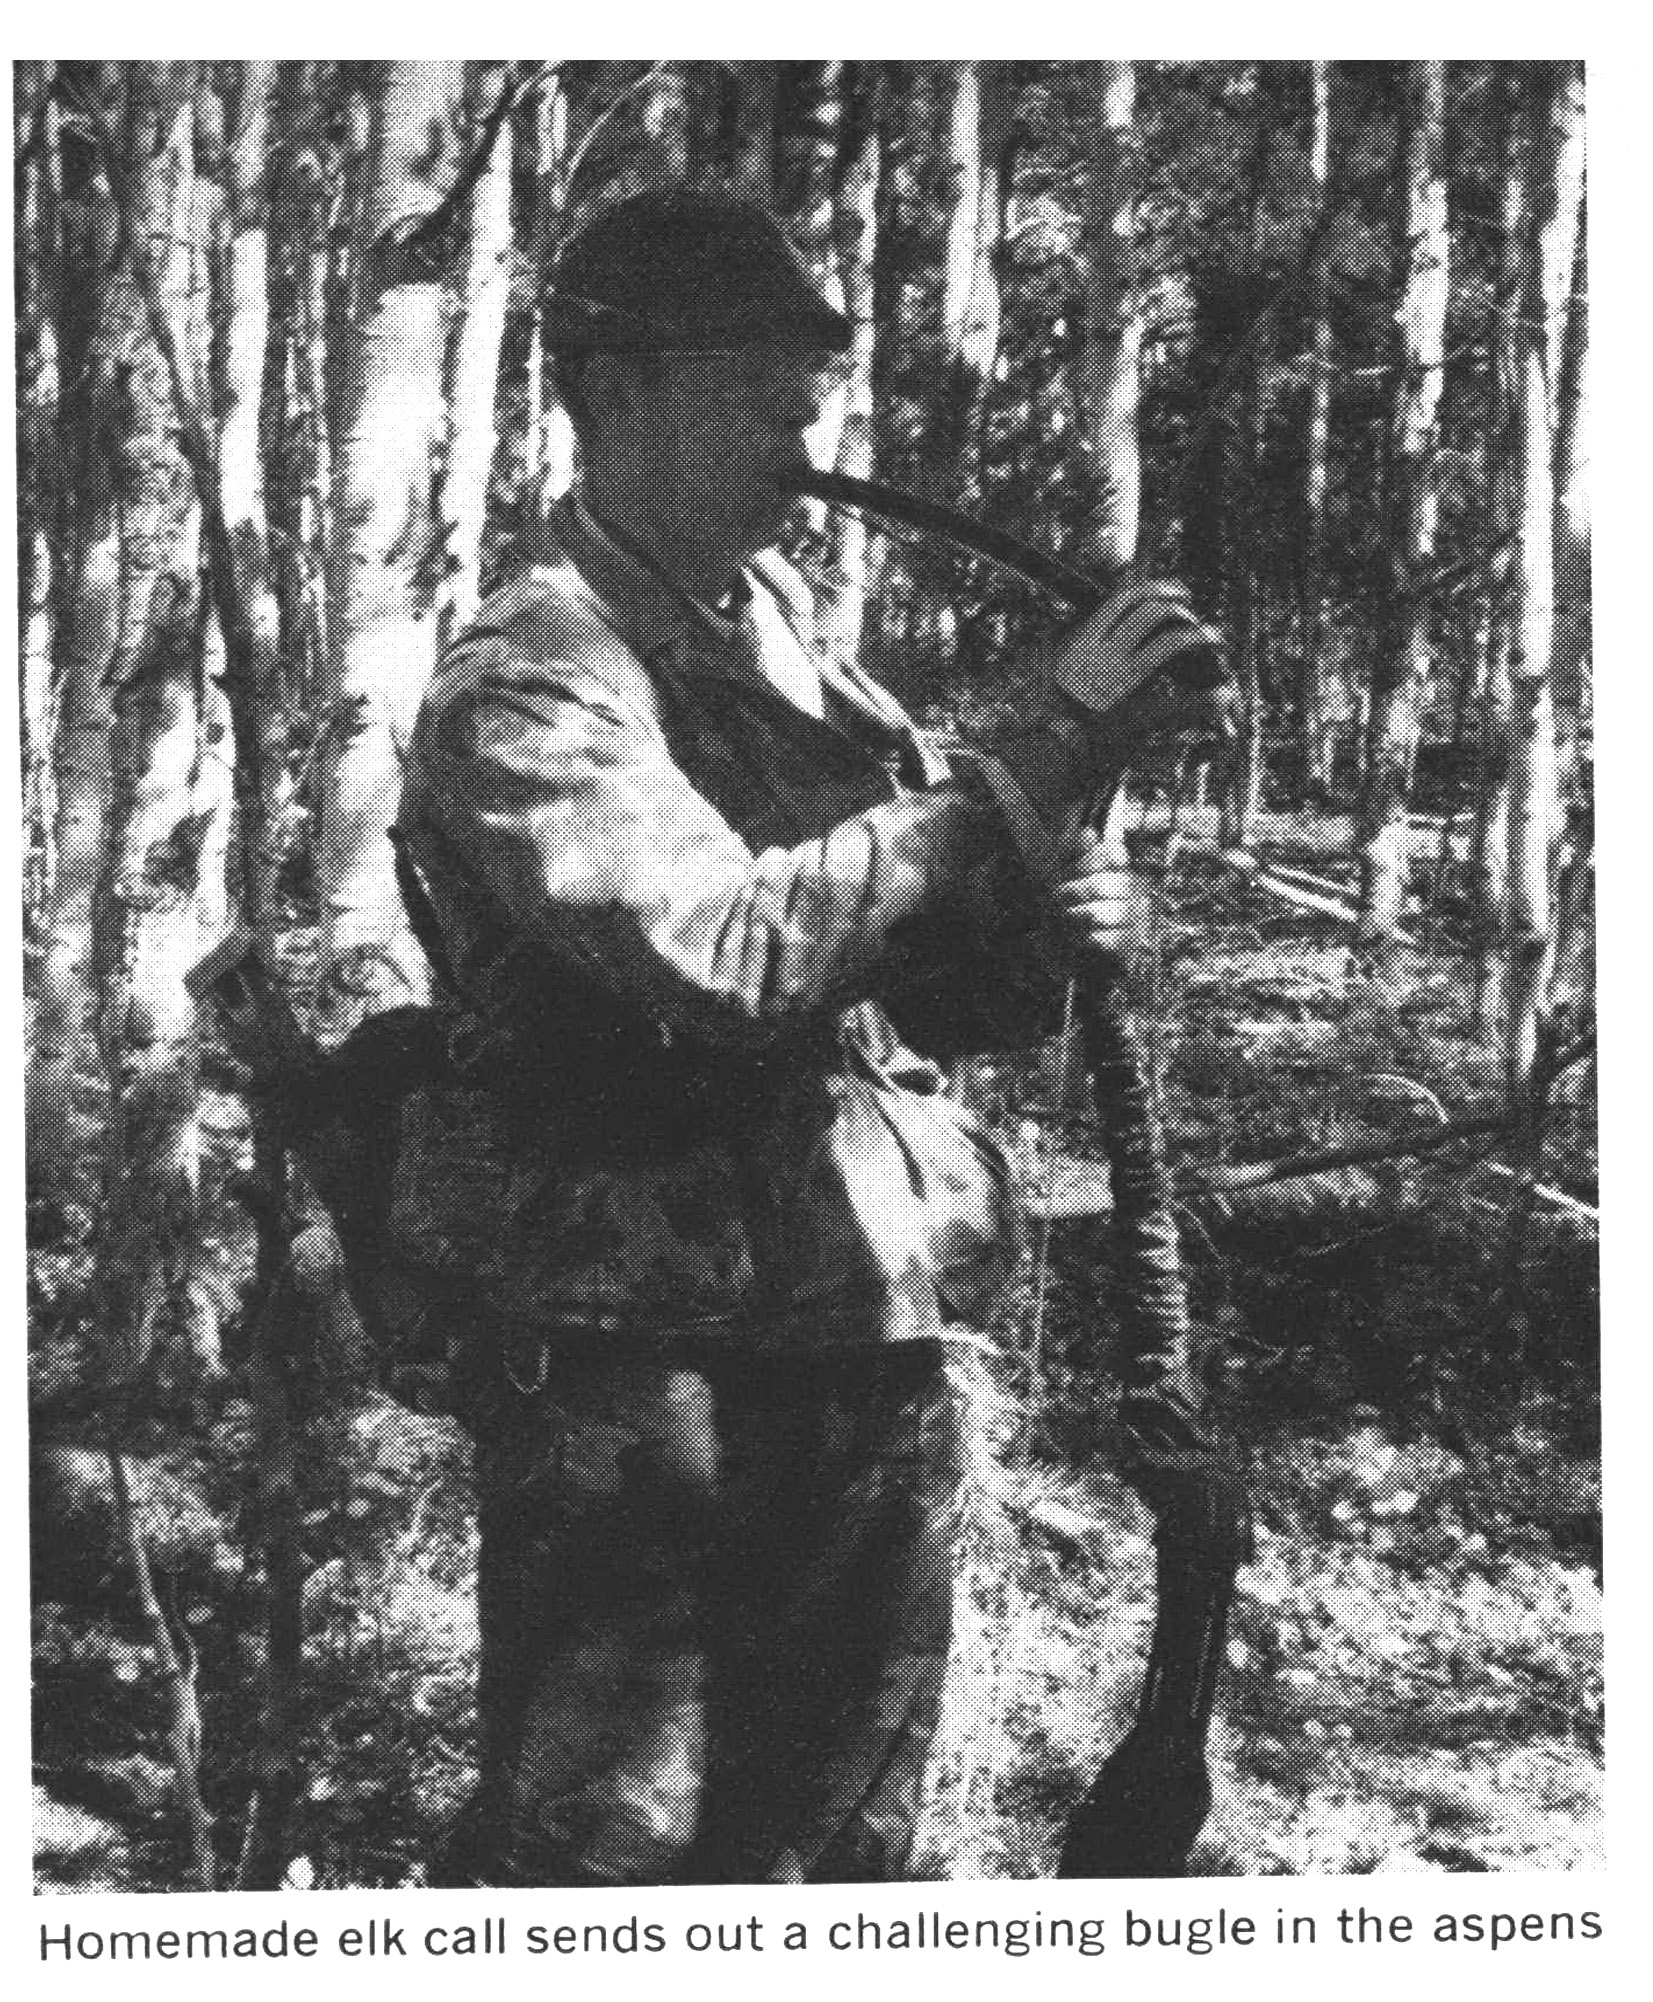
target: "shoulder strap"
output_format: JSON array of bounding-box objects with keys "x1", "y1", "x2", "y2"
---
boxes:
[{"x1": 389, "y1": 826, "x2": 462, "y2": 1000}]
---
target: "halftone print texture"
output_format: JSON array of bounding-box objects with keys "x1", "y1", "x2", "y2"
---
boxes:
[{"x1": 24, "y1": 60, "x2": 1596, "y2": 1893}]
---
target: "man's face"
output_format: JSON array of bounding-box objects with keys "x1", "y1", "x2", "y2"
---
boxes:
[{"x1": 608, "y1": 344, "x2": 849, "y2": 557}]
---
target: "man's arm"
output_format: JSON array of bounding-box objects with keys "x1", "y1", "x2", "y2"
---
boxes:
[{"x1": 405, "y1": 596, "x2": 1036, "y2": 1050}]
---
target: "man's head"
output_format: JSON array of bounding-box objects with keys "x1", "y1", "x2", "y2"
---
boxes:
[{"x1": 548, "y1": 190, "x2": 854, "y2": 581}]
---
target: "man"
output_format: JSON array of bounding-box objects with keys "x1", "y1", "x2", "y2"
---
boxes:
[{"x1": 391, "y1": 188, "x2": 1217, "y2": 1886}]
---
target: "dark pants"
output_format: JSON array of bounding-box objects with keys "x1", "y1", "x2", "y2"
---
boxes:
[{"x1": 435, "y1": 1343, "x2": 966, "y2": 1886}]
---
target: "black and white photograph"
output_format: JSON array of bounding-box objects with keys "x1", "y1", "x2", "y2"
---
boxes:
[{"x1": 17, "y1": 57, "x2": 1601, "y2": 1903}]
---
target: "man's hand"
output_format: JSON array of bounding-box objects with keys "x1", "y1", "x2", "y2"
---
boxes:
[
  {"x1": 1047, "y1": 830, "x2": 1139, "y2": 974},
  {"x1": 1053, "y1": 578, "x2": 1233, "y2": 777}
]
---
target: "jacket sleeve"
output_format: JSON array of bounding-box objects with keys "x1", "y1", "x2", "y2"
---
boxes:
[{"x1": 406, "y1": 594, "x2": 1036, "y2": 1051}]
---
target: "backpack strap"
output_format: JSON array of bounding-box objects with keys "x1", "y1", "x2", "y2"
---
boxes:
[{"x1": 389, "y1": 825, "x2": 463, "y2": 1001}]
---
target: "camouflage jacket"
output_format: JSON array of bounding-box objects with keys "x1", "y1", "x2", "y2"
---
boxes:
[{"x1": 390, "y1": 496, "x2": 1061, "y2": 1367}]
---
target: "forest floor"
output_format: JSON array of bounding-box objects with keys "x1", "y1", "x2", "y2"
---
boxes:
[{"x1": 31, "y1": 830, "x2": 1602, "y2": 1891}]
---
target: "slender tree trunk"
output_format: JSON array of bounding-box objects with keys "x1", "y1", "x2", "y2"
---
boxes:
[
  {"x1": 29, "y1": 71, "x2": 122, "y2": 1203},
  {"x1": 1472, "y1": 69, "x2": 1525, "y2": 1036},
  {"x1": 779, "y1": 62, "x2": 851, "y2": 484},
  {"x1": 525, "y1": 73, "x2": 576, "y2": 514},
  {"x1": 209, "y1": 57, "x2": 312, "y2": 1889},
  {"x1": 437, "y1": 62, "x2": 515, "y2": 645},
  {"x1": 18, "y1": 65, "x2": 61, "y2": 944},
  {"x1": 86, "y1": 61, "x2": 221, "y2": 1885},
  {"x1": 936, "y1": 62, "x2": 1012, "y2": 506},
  {"x1": 219, "y1": 61, "x2": 292, "y2": 942},
  {"x1": 93, "y1": 62, "x2": 218, "y2": 1386},
  {"x1": 268, "y1": 63, "x2": 332, "y2": 749},
  {"x1": 817, "y1": 68, "x2": 883, "y2": 664},
  {"x1": 1551, "y1": 132, "x2": 1589, "y2": 811},
  {"x1": 319, "y1": 61, "x2": 464, "y2": 1019},
  {"x1": 1079, "y1": 61, "x2": 1141, "y2": 574},
  {"x1": 1358, "y1": 61, "x2": 1449, "y2": 941},
  {"x1": 1506, "y1": 63, "x2": 1574, "y2": 1107},
  {"x1": 1223, "y1": 109, "x2": 1273, "y2": 848},
  {"x1": 1301, "y1": 60, "x2": 1336, "y2": 801}
]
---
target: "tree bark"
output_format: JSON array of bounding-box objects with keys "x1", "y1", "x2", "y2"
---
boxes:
[
  {"x1": 778, "y1": 62, "x2": 851, "y2": 486},
  {"x1": 1472, "y1": 68, "x2": 1525, "y2": 1037},
  {"x1": 817, "y1": 67, "x2": 883, "y2": 665},
  {"x1": 1079, "y1": 61, "x2": 1141, "y2": 574},
  {"x1": 218, "y1": 61, "x2": 292, "y2": 945},
  {"x1": 1357, "y1": 61, "x2": 1449, "y2": 941},
  {"x1": 780, "y1": 61, "x2": 848, "y2": 309},
  {"x1": 525, "y1": 72, "x2": 576, "y2": 514},
  {"x1": 436, "y1": 62, "x2": 515, "y2": 645},
  {"x1": 29, "y1": 68, "x2": 121, "y2": 1203},
  {"x1": 267, "y1": 63, "x2": 333, "y2": 758},
  {"x1": 1222, "y1": 105, "x2": 1274, "y2": 848},
  {"x1": 80, "y1": 63, "x2": 222, "y2": 1883},
  {"x1": 1550, "y1": 114, "x2": 1589, "y2": 809},
  {"x1": 1301, "y1": 61, "x2": 1337, "y2": 801},
  {"x1": 209, "y1": 58, "x2": 310, "y2": 1890},
  {"x1": 92, "y1": 61, "x2": 219, "y2": 1387},
  {"x1": 1505, "y1": 63, "x2": 1572, "y2": 1109},
  {"x1": 319, "y1": 60, "x2": 464, "y2": 1021},
  {"x1": 936, "y1": 62, "x2": 1012, "y2": 505},
  {"x1": 18, "y1": 64, "x2": 60, "y2": 945}
]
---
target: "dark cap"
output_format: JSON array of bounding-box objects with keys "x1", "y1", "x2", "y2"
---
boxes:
[{"x1": 548, "y1": 188, "x2": 852, "y2": 355}]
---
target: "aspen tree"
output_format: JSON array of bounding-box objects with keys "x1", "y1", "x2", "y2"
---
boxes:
[
  {"x1": 1471, "y1": 69, "x2": 1525, "y2": 1035},
  {"x1": 30, "y1": 69, "x2": 120, "y2": 1199},
  {"x1": 217, "y1": 60, "x2": 292, "y2": 942},
  {"x1": 266, "y1": 63, "x2": 332, "y2": 745},
  {"x1": 1223, "y1": 104, "x2": 1274, "y2": 848},
  {"x1": 18, "y1": 64, "x2": 59, "y2": 943},
  {"x1": 818, "y1": 66, "x2": 882, "y2": 664},
  {"x1": 1302, "y1": 60, "x2": 1337, "y2": 800},
  {"x1": 937, "y1": 62, "x2": 1012, "y2": 505},
  {"x1": 319, "y1": 61, "x2": 464, "y2": 1020},
  {"x1": 1551, "y1": 162, "x2": 1589, "y2": 808},
  {"x1": 1506, "y1": 63, "x2": 1578, "y2": 1106},
  {"x1": 1079, "y1": 61, "x2": 1141, "y2": 575},
  {"x1": 525, "y1": 72, "x2": 575, "y2": 514},
  {"x1": 436, "y1": 62, "x2": 515, "y2": 645},
  {"x1": 1358, "y1": 61, "x2": 1449, "y2": 940},
  {"x1": 87, "y1": 60, "x2": 219, "y2": 1884},
  {"x1": 88, "y1": 62, "x2": 219, "y2": 1384}
]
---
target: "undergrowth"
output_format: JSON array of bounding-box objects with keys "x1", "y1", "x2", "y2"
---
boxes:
[{"x1": 32, "y1": 874, "x2": 1601, "y2": 1889}]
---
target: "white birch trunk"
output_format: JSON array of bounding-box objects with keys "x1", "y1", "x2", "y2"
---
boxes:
[
  {"x1": 1472, "y1": 70, "x2": 1525, "y2": 1037},
  {"x1": 319, "y1": 60, "x2": 463, "y2": 1016},
  {"x1": 1302, "y1": 61, "x2": 1336, "y2": 799},
  {"x1": 1080, "y1": 61, "x2": 1140, "y2": 573},
  {"x1": 1505, "y1": 64, "x2": 1572, "y2": 1104},
  {"x1": 1357, "y1": 61, "x2": 1449, "y2": 940},
  {"x1": 818, "y1": 70, "x2": 881, "y2": 664},
  {"x1": 30, "y1": 81, "x2": 122, "y2": 1197},
  {"x1": 93, "y1": 62, "x2": 220, "y2": 1385},
  {"x1": 437, "y1": 62, "x2": 515, "y2": 646},
  {"x1": 526, "y1": 75, "x2": 576, "y2": 513}
]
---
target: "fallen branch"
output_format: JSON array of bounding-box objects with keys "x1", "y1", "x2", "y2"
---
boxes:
[
  {"x1": 1476, "y1": 1160, "x2": 1598, "y2": 1224},
  {"x1": 1180, "y1": 840, "x2": 1379, "y2": 931},
  {"x1": 1190, "y1": 1115, "x2": 1505, "y2": 1193}
]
